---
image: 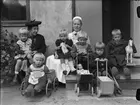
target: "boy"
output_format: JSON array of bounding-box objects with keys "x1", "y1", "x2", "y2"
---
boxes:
[
  {"x1": 106, "y1": 29, "x2": 137, "y2": 79},
  {"x1": 90, "y1": 42, "x2": 106, "y2": 76},
  {"x1": 71, "y1": 34, "x2": 93, "y2": 70}
]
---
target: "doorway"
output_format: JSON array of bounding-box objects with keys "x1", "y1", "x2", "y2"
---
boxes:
[{"x1": 102, "y1": 0, "x2": 130, "y2": 44}]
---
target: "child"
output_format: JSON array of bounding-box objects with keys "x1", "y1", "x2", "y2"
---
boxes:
[
  {"x1": 55, "y1": 29, "x2": 76, "y2": 75},
  {"x1": 91, "y1": 42, "x2": 106, "y2": 76},
  {"x1": 24, "y1": 53, "x2": 52, "y2": 96},
  {"x1": 13, "y1": 27, "x2": 33, "y2": 83},
  {"x1": 106, "y1": 29, "x2": 137, "y2": 79},
  {"x1": 71, "y1": 34, "x2": 93, "y2": 70}
]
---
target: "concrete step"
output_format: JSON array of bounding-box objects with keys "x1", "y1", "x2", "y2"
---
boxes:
[
  {"x1": 65, "y1": 75, "x2": 77, "y2": 90},
  {"x1": 120, "y1": 65, "x2": 140, "y2": 80},
  {"x1": 118, "y1": 79, "x2": 140, "y2": 90}
]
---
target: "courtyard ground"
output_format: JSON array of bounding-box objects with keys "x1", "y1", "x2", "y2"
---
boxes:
[{"x1": 1, "y1": 85, "x2": 139, "y2": 105}]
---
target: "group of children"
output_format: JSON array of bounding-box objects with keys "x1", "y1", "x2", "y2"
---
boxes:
[
  {"x1": 55, "y1": 28, "x2": 137, "y2": 80},
  {"x1": 13, "y1": 22, "x2": 137, "y2": 97}
]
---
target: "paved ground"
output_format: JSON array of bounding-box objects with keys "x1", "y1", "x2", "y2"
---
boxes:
[{"x1": 1, "y1": 86, "x2": 140, "y2": 105}]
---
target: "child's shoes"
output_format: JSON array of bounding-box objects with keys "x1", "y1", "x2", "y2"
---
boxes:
[{"x1": 63, "y1": 70, "x2": 67, "y2": 75}]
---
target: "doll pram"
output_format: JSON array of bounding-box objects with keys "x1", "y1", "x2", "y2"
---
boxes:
[
  {"x1": 75, "y1": 53, "x2": 94, "y2": 97},
  {"x1": 20, "y1": 69, "x2": 59, "y2": 97},
  {"x1": 96, "y1": 58, "x2": 114, "y2": 97}
]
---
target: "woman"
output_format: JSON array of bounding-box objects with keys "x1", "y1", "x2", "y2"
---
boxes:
[
  {"x1": 68, "y1": 16, "x2": 90, "y2": 44},
  {"x1": 25, "y1": 20, "x2": 46, "y2": 55}
]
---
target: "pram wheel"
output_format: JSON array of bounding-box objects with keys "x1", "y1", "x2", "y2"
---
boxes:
[
  {"x1": 91, "y1": 87, "x2": 94, "y2": 96},
  {"x1": 97, "y1": 87, "x2": 101, "y2": 97},
  {"x1": 53, "y1": 78, "x2": 59, "y2": 92},
  {"x1": 46, "y1": 82, "x2": 51, "y2": 94},
  {"x1": 76, "y1": 87, "x2": 80, "y2": 97},
  {"x1": 20, "y1": 79, "x2": 28, "y2": 96},
  {"x1": 75, "y1": 84, "x2": 77, "y2": 93}
]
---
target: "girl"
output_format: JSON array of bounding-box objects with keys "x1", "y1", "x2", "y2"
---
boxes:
[
  {"x1": 13, "y1": 27, "x2": 32, "y2": 83},
  {"x1": 55, "y1": 29, "x2": 76, "y2": 75},
  {"x1": 24, "y1": 53, "x2": 51, "y2": 96}
]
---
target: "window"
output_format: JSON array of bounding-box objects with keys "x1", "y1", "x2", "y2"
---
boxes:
[{"x1": 1, "y1": 0, "x2": 30, "y2": 26}]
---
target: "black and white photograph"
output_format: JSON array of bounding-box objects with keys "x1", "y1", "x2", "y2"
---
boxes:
[{"x1": 1, "y1": 0, "x2": 140, "y2": 105}]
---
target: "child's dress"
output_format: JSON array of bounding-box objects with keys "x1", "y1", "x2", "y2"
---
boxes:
[
  {"x1": 55, "y1": 39, "x2": 73, "y2": 59},
  {"x1": 15, "y1": 38, "x2": 32, "y2": 60},
  {"x1": 28, "y1": 64, "x2": 45, "y2": 85}
]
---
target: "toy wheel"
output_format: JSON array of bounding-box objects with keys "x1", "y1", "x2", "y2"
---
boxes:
[
  {"x1": 91, "y1": 87, "x2": 94, "y2": 96},
  {"x1": 46, "y1": 82, "x2": 52, "y2": 97},
  {"x1": 20, "y1": 82, "x2": 25, "y2": 96},
  {"x1": 53, "y1": 78, "x2": 59, "y2": 92},
  {"x1": 46, "y1": 82, "x2": 49, "y2": 95},
  {"x1": 20, "y1": 80, "x2": 28, "y2": 96},
  {"x1": 75, "y1": 84, "x2": 77, "y2": 93},
  {"x1": 77, "y1": 87, "x2": 80, "y2": 97},
  {"x1": 97, "y1": 87, "x2": 101, "y2": 98}
]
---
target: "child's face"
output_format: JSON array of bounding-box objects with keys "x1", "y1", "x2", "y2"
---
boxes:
[
  {"x1": 112, "y1": 34, "x2": 121, "y2": 43},
  {"x1": 34, "y1": 57, "x2": 44, "y2": 67},
  {"x1": 60, "y1": 34, "x2": 67, "y2": 40},
  {"x1": 20, "y1": 33, "x2": 28, "y2": 42},
  {"x1": 78, "y1": 38, "x2": 86, "y2": 45},
  {"x1": 73, "y1": 19, "x2": 82, "y2": 32},
  {"x1": 95, "y1": 48, "x2": 104, "y2": 56}
]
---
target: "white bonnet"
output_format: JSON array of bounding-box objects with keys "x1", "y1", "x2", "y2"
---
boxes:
[{"x1": 73, "y1": 16, "x2": 82, "y2": 21}]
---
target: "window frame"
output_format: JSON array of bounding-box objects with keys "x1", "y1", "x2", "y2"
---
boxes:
[{"x1": 1, "y1": 0, "x2": 30, "y2": 27}]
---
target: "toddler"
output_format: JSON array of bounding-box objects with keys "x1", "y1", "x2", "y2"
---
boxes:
[{"x1": 13, "y1": 27, "x2": 32, "y2": 83}]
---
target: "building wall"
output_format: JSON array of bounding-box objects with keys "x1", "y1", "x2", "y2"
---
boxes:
[
  {"x1": 3, "y1": 1, "x2": 72, "y2": 56},
  {"x1": 75, "y1": 0, "x2": 102, "y2": 49},
  {"x1": 30, "y1": 1, "x2": 72, "y2": 56},
  {"x1": 131, "y1": 1, "x2": 140, "y2": 56}
]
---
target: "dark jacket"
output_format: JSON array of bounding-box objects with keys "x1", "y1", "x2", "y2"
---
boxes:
[
  {"x1": 31, "y1": 34, "x2": 46, "y2": 54},
  {"x1": 105, "y1": 39, "x2": 137, "y2": 67}
]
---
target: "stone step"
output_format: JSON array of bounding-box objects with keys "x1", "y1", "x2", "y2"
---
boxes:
[
  {"x1": 65, "y1": 75, "x2": 77, "y2": 90},
  {"x1": 118, "y1": 79, "x2": 140, "y2": 90},
  {"x1": 120, "y1": 65, "x2": 140, "y2": 79}
]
